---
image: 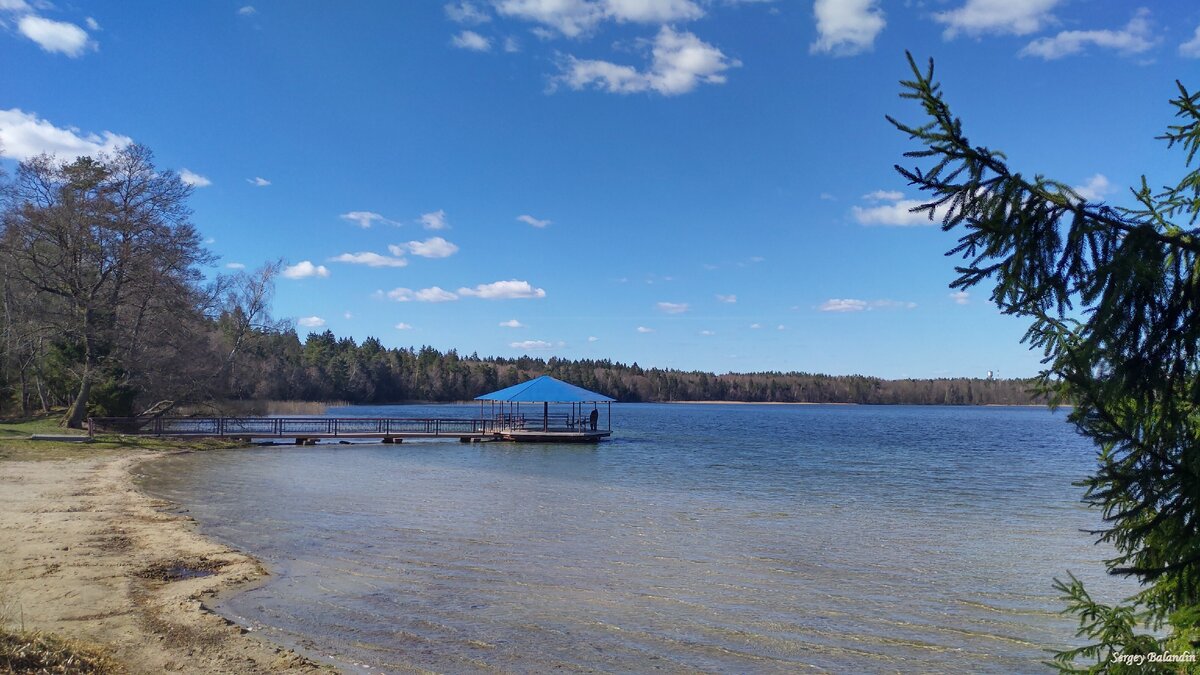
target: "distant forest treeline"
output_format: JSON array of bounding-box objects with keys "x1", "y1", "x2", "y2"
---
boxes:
[
  {"x1": 223, "y1": 329, "x2": 1045, "y2": 407},
  {"x1": 0, "y1": 145, "x2": 1045, "y2": 422}
]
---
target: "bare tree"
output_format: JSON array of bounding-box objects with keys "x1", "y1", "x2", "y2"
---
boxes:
[{"x1": 0, "y1": 145, "x2": 211, "y2": 427}]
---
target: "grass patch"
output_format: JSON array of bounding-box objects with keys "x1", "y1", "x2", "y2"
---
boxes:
[
  {"x1": 0, "y1": 413, "x2": 76, "y2": 439},
  {"x1": 0, "y1": 410, "x2": 248, "y2": 461},
  {"x1": 0, "y1": 627, "x2": 121, "y2": 674}
]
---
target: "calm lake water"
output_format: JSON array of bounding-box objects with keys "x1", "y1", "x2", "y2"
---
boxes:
[{"x1": 140, "y1": 404, "x2": 1135, "y2": 673}]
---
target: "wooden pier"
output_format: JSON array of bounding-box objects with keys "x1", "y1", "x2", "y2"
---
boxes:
[{"x1": 87, "y1": 415, "x2": 610, "y2": 444}]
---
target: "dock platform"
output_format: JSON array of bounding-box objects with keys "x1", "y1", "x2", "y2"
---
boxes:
[{"x1": 87, "y1": 416, "x2": 609, "y2": 444}]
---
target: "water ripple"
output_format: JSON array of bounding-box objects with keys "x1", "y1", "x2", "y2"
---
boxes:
[{"x1": 141, "y1": 404, "x2": 1136, "y2": 673}]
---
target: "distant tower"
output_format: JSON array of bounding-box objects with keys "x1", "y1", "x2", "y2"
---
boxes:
[{"x1": 987, "y1": 370, "x2": 994, "y2": 380}]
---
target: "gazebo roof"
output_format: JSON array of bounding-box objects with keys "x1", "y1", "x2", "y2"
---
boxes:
[{"x1": 475, "y1": 375, "x2": 615, "y2": 403}]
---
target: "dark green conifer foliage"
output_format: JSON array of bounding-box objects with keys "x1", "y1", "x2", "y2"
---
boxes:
[{"x1": 890, "y1": 53, "x2": 1200, "y2": 671}]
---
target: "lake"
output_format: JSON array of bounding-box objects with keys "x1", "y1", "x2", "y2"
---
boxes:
[{"x1": 139, "y1": 403, "x2": 1134, "y2": 673}]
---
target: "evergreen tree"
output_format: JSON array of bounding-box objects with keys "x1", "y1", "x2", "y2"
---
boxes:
[{"x1": 891, "y1": 53, "x2": 1200, "y2": 671}]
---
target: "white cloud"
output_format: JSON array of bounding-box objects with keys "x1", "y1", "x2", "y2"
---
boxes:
[
  {"x1": 510, "y1": 339, "x2": 564, "y2": 350},
  {"x1": 18, "y1": 15, "x2": 91, "y2": 57},
  {"x1": 344, "y1": 311, "x2": 353, "y2": 319},
  {"x1": 85, "y1": 17, "x2": 100, "y2": 31},
  {"x1": 225, "y1": 262, "x2": 247, "y2": 270},
  {"x1": 699, "y1": 329, "x2": 715, "y2": 336},
  {"x1": 458, "y1": 279, "x2": 546, "y2": 299},
  {"x1": 179, "y1": 168, "x2": 211, "y2": 187},
  {"x1": 604, "y1": 0, "x2": 704, "y2": 23},
  {"x1": 281, "y1": 261, "x2": 330, "y2": 279},
  {"x1": 330, "y1": 252, "x2": 408, "y2": 268},
  {"x1": 297, "y1": 316, "x2": 326, "y2": 328},
  {"x1": 559, "y1": 58, "x2": 642, "y2": 92},
  {"x1": 810, "y1": 0, "x2": 885, "y2": 56},
  {"x1": 0, "y1": 108, "x2": 131, "y2": 161},
  {"x1": 499, "y1": 319, "x2": 525, "y2": 328},
  {"x1": 238, "y1": 5, "x2": 257, "y2": 16},
  {"x1": 517, "y1": 214, "x2": 551, "y2": 228},
  {"x1": 340, "y1": 211, "x2": 397, "y2": 228},
  {"x1": 851, "y1": 191, "x2": 944, "y2": 226},
  {"x1": 452, "y1": 30, "x2": 491, "y2": 51},
  {"x1": 820, "y1": 298, "x2": 916, "y2": 312},
  {"x1": 715, "y1": 294, "x2": 737, "y2": 303},
  {"x1": 404, "y1": 237, "x2": 459, "y2": 258},
  {"x1": 494, "y1": 0, "x2": 605, "y2": 37},
  {"x1": 1072, "y1": 173, "x2": 1113, "y2": 201},
  {"x1": 777, "y1": 324, "x2": 785, "y2": 330},
  {"x1": 494, "y1": 0, "x2": 704, "y2": 37},
  {"x1": 749, "y1": 322, "x2": 762, "y2": 329},
  {"x1": 445, "y1": 1, "x2": 491, "y2": 24},
  {"x1": 387, "y1": 287, "x2": 459, "y2": 303},
  {"x1": 819, "y1": 192, "x2": 836, "y2": 201},
  {"x1": 636, "y1": 326, "x2": 655, "y2": 333},
  {"x1": 247, "y1": 176, "x2": 271, "y2": 187},
  {"x1": 587, "y1": 336, "x2": 599, "y2": 342},
  {"x1": 417, "y1": 288, "x2": 458, "y2": 302},
  {"x1": 1020, "y1": 9, "x2": 1155, "y2": 60},
  {"x1": 556, "y1": 26, "x2": 738, "y2": 96},
  {"x1": 504, "y1": 36, "x2": 521, "y2": 52},
  {"x1": 0, "y1": 0, "x2": 30, "y2": 11},
  {"x1": 395, "y1": 322, "x2": 413, "y2": 330},
  {"x1": 420, "y1": 209, "x2": 450, "y2": 230},
  {"x1": 852, "y1": 200, "x2": 933, "y2": 226},
  {"x1": 935, "y1": 0, "x2": 1060, "y2": 38},
  {"x1": 657, "y1": 301, "x2": 689, "y2": 314},
  {"x1": 636, "y1": 26, "x2": 738, "y2": 95},
  {"x1": 1181, "y1": 26, "x2": 1200, "y2": 57},
  {"x1": 950, "y1": 290, "x2": 970, "y2": 305},
  {"x1": 820, "y1": 298, "x2": 867, "y2": 312}
]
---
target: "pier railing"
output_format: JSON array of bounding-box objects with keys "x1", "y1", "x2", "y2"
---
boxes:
[
  {"x1": 511, "y1": 413, "x2": 598, "y2": 431},
  {"x1": 89, "y1": 416, "x2": 502, "y2": 438}
]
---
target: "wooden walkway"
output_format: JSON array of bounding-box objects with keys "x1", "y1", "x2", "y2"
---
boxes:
[
  {"x1": 88, "y1": 416, "x2": 610, "y2": 444},
  {"x1": 89, "y1": 416, "x2": 500, "y2": 444}
]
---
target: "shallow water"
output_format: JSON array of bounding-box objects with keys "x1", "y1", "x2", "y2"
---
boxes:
[{"x1": 141, "y1": 404, "x2": 1135, "y2": 673}]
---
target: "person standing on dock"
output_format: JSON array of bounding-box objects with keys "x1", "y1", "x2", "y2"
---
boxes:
[{"x1": 589, "y1": 407, "x2": 598, "y2": 431}]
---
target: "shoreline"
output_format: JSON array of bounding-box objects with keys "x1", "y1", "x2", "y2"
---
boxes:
[
  {"x1": 659, "y1": 400, "x2": 1057, "y2": 406},
  {"x1": 662, "y1": 400, "x2": 856, "y2": 405},
  {"x1": 0, "y1": 450, "x2": 324, "y2": 673}
]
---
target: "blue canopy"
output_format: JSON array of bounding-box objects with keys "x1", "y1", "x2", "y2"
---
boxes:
[{"x1": 475, "y1": 375, "x2": 615, "y2": 403}]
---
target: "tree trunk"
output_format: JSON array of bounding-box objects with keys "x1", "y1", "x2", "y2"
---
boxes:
[
  {"x1": 64, "y1": 373, "x2": 92, "y2": 429},
  {"x1": 34, "y1": 375, "x2": 48, "y2": 413},
  {"x1": 18, "y1": 369, "x2": 29, "y2": 417}
]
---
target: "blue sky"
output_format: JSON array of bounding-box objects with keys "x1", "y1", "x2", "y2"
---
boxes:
[{"x1": 3, "y1": 1, "x2": 1199, "y2": 378}]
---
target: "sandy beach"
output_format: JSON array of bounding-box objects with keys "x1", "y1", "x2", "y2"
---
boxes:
[{"x1": 0, "y1": 450, "x2": 324, "y2": 673}]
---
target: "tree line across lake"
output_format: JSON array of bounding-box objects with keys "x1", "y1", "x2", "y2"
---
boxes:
[
  {"x1": 0, "y1": 144, "x2": 1041, "y2": 423},
  {"x1": 222, "y1": 329, "x2": 1044, "y2": 406}
]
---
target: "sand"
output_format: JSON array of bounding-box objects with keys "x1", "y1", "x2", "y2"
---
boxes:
[{"x1": 0, "y1": 451, "x2": 326, "y2": 673}]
